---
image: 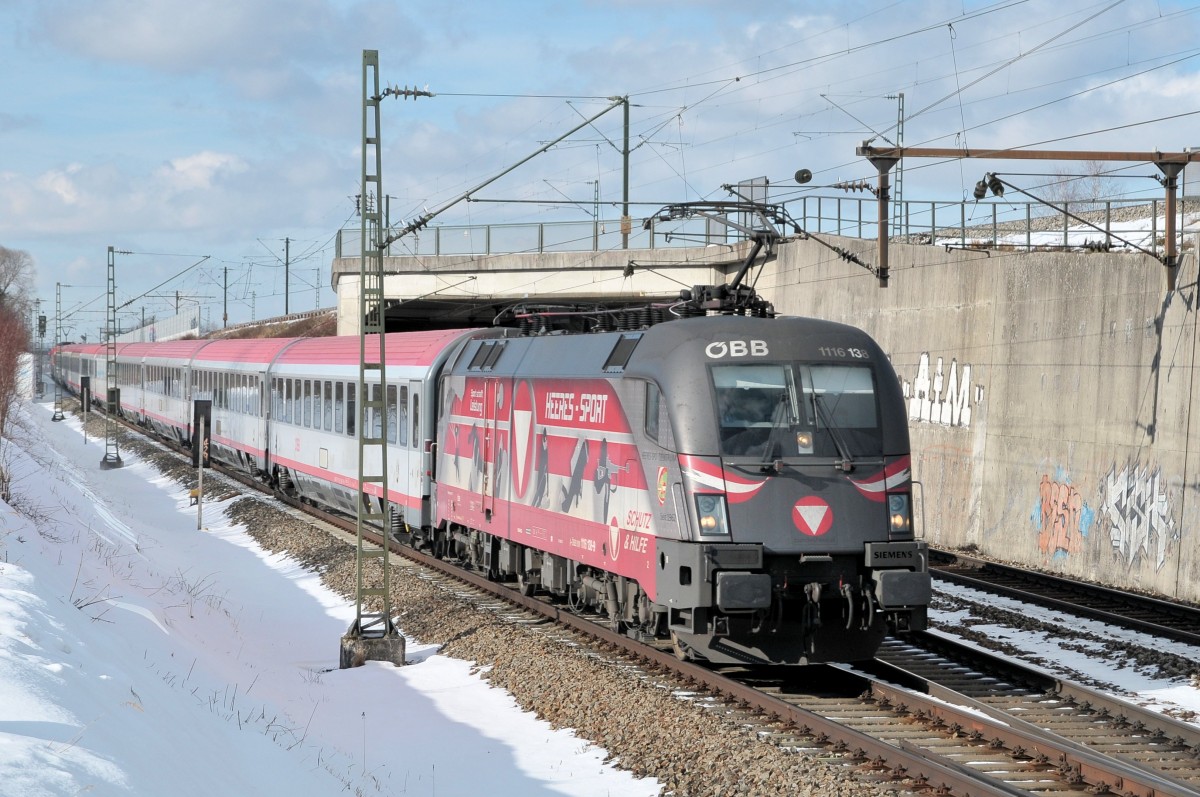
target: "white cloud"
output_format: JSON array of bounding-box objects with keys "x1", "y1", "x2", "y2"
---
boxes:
[
  {"x1": 154, "y1": 151, "x2": 248, "y2": 192},
  {"x1": 35, "y1": 164, "x2": 84, "y2": 205}
]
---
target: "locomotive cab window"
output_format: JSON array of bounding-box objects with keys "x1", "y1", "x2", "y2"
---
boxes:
[
  {"x1": 645, "y1": 382, "x2": 660, "y2": 442},
  {"x1": 713, "y1": 362, "x2": 882, "y2": 459}
]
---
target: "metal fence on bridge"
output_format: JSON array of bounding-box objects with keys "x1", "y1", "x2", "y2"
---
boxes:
[{"x1": 334, "y1": 196, "x2": 1197, "y2": 260}]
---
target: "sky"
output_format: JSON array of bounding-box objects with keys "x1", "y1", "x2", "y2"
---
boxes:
[
  {"x1": 0, "y1": 395, "x2": 659, "y2": 797},
  {"x1": 2, "y1": 388, "x2": 1198, "y2": 796},
  {"x1": 3, "y1": 0, "x2": 1200, "y2": 332}
]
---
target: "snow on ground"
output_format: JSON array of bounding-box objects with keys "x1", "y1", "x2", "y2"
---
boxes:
[
  {"x1": 936, "y1": 209, "x2": 1200, "y2": 251},
  {"x1": 932, "y1": 581, "x2": 1200, "y2": 723},
  {"x1": 0, "y1": 398, "x2": 658, "y2": 797}
]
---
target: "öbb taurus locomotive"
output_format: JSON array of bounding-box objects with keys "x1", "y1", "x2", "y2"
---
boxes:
[{"x1": 53, "y1": 312, "x2": 929, "y2": 665}]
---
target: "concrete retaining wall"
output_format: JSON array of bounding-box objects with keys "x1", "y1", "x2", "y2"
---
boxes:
[{"x1": 767, "y1": 234, "x2": 1200, "y2": 603}]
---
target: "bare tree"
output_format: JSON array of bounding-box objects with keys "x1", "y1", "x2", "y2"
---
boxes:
[
  {"x1": 0, "y1": 246, "x2": 34, "y2": 315},
  {"x1": 0, "y1": 305, "x2": 29, "y2": 500},
  {"x1": 1042, "y1": 160, "x2": 1120, "y2": 206}
]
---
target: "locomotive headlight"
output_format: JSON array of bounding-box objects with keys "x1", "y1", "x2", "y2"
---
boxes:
[
  {"x1": 887, "y1": 493, "x2": 912, "y2": 537},
  {"x1": 694, "y1": 494, "x2": 730, "y2": 536},
  {"x1": 795, "y1": 430, "x2": 813, "y2": 453}
]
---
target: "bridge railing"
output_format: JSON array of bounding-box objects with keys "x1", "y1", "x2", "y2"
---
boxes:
[{"x1": 334, "y1": 197, "x2": 1194, "y2": 259}]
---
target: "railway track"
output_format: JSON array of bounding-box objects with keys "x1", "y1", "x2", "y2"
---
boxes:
[
  {"x1": 86, "y1": 408, "x2": 1200, "y2": 796},
  {"x1": 868, "y1": 632, "x2": 1200, "y2": 791},
  {"x1": 382, "y1": 539, "x2": 1200, "y2": 796},
  {"x1": 931, "y1": 549, "x2": 1200, "y2": 647}
]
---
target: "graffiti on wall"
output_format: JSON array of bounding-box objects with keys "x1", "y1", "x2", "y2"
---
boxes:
[
  {"x1": 1099, "y1": 462, "x2": 1178, "y2": 572},
  {"x1": 1033, "y1": 471, "x2": 1094, "y2": 558},
  {"x1": 899, "y1": 353, "x2": 984, "y2": 428}
]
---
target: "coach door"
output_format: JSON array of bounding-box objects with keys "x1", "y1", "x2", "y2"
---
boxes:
[{"x1": 481, "y1": 377, "x2": 502, "y2": 518}]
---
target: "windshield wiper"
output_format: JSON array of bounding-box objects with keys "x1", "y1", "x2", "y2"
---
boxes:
[
  {"x1": 813, "y1": 394, "x2": 855, "y2": 473},
  {"x1": 760, "y1": 394, "x2": 791, "y2": 474}
]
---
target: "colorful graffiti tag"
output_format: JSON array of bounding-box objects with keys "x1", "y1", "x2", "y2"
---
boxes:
[
  {"x1": 1099, "y1": 462, "x2": 1177, "y2": 572},
  {"x1": 1034, "y1": 473, "x2": 1093, "y2": 558},
  {"x1": 900, "y1": 353, "x2": 983, "y2": 428}
]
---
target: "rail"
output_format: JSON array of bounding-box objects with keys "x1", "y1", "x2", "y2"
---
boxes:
[{"x1": 334, "y1": 196, "x2": 1199, "y2": 259}]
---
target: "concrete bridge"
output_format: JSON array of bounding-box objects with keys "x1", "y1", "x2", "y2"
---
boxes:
[{"x1": 330, "y1": 238, "x2": 760, "y2": 335}]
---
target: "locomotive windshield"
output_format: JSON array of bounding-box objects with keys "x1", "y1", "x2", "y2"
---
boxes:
[{"x1": 714, "y1": 362, "x2": 882, "y2": 458}]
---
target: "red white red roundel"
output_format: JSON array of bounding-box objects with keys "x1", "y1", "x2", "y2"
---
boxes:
[
  {"x1": 511, "y1": 380, "x2": 535, "y2": 498},
  {"x1": 792, "y1": 496, "x2": 833, "y2": 536}
]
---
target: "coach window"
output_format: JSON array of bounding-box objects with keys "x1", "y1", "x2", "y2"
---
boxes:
[
  {"x1": 397, "y1": 386, "x2": 409, "y2": 446},
  {"x1": 370, "y1": 384, "x2": 381, "y2": 438},
  {"x1": 412, "y1": 393, "x2": 420, "y2": 445},
  {"x1": 323, "y1": 381, "x2": 332, "y2": 431},
  {"x1": 302, "y1": 380, "x2": 312, "y2": 428},
  {"x1": 284, "y1": 379, "x2": 294, "y2": 424},
  {"x1": 314, "y1": 379, "x2": 324, "y2": 429},
  {"x1": 334, "y1": 382, "x2": 344, "y2": 433},
  {"x1": 386, "y1": 385, "x2": 397, "y2": 444},
  {"x1": 346, "y1": 383, "x2": 356, "y2": 436}
]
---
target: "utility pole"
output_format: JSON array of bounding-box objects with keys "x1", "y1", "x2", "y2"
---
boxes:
[
  {"x1": 101, "y1": 246, "x2": 123, "y2": 469},
  {"x1": 886, "y1": 92, "x2": 905, "y2": 238},
  {"x1": 223, "y1": 266, "x2": 228, "y2": 327},
  {"x1": 284, "y1": 237, "x2": 290, "y2": 315},
  {"x1": 52, "y1": 283, "x2": 64, "y2": 421},
  {"x1": 340, "y1": 48, "x2": 405, "y2": 670},
  {"x1": 621, "y1": 96, "x2": 630, "y2": 249}
]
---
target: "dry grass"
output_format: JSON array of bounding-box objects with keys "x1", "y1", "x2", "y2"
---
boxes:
[{"x1": 206, "y1": 312, "x2": 337, "y2": 340}]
